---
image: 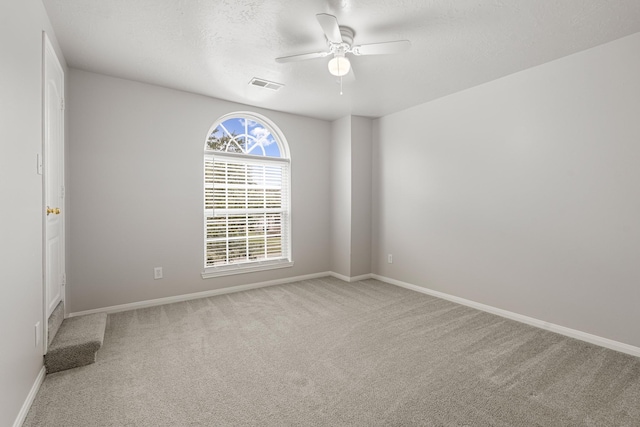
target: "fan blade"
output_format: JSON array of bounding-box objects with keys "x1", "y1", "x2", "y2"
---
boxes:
[
  {"x1": 275, "y1": 51, "x2": 330, "y2": 63},
  {"x1": 316, "y1": 13, "x2": 342, "y2": 44},
  {"x1": 344, "y1": 66, "x2": 356, "y2": 82},
  {"x1": 352, "y1": 40, "x2": 411, "y2": 56}
]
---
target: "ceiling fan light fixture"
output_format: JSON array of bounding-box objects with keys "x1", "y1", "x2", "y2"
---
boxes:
[{"x1": 328, "y1": 55, "x2": 351, "y2": 77}]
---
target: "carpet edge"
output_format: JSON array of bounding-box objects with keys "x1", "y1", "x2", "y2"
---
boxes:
[{"x1": 371, "y1": 273, "x2": 640, "y2": 358}]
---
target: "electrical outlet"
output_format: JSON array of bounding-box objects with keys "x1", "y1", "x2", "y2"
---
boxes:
[
  {"x1": 388, "y1": 254, "x2": 393, "y2": 264},
  {"x1": 35, "y1": 321, "x2": 41, "y2": 347},
  {"x1": 154, "y1": 267, "x2": 163, "y2": 280}
]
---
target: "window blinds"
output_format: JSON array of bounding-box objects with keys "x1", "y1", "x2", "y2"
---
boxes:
[{"x1": 204, "y1": 154, "x2": 290, "y2": 268}]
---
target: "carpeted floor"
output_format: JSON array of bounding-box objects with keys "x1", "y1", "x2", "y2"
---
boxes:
[{"x1": 24, "y1": 277, "x2": 640, "y2": 426}]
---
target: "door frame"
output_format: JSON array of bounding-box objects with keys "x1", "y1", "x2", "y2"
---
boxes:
[{"x1": 42, "y1": 32, "x2": 66, "y2": 355}]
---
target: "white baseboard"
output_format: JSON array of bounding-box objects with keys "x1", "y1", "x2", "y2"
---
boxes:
[
  {"x1": 371, "y1": 274, "x2": 640, "y2": 358},
  {"x1": 67, "y1": 270, "x2": 640, "y2": 358},
  {"x1": 13, "y1": 366, "x2": 45, "y2": 427},
  {"x1": 350, "y1": 273, "x2": 374, "y2": 282},
  {"x1": 329, "y1": 272, "x2": 373, "y2": 283},
  {"x1": 68, "y1": 271, "x2": 332, "y2": 317},
  {"x1": 329, "y1": 271, "x2": 350, "y2": 282}
]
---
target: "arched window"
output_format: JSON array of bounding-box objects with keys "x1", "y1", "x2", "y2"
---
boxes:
[{"x1": 202, "y1": 112, "x2": 292, "y2": 278}]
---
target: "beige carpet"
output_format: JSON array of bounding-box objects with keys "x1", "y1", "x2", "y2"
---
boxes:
[{"x1": 24, "y1": 277, "x2": 640, "y2": 426}]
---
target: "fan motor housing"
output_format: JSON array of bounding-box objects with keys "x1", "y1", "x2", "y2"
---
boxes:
[{"x1": 339, "y1": 26, "x2": 355, "y2": 46}]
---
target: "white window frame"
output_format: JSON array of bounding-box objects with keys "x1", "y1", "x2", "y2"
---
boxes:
[{"x1": 202, "y1": 112, "x2": 293, "y2": 279}]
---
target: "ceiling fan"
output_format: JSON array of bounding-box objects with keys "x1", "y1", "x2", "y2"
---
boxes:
[{"x1": 276, "y1": 14, "x2": 411, "y2": 81}]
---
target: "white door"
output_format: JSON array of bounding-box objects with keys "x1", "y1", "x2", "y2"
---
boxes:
[{"x1": 43, "y1": 33, "x2": 65, "y2": 321}]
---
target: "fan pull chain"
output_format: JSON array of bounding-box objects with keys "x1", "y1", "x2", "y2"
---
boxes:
[{"x1": 340, "y1": 75, "x2": 343, "y2": 95}]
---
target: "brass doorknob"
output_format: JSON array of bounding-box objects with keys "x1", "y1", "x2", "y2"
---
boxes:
[{"x1": 46, "y1": 207, "x2": 61, "y2": 215}]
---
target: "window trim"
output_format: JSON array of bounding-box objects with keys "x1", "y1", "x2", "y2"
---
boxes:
[
  {"x1": 201, "y1": 112, "x2": 292, "y2": 279},
  {"x1": 201, "y1": 259, "x2": 294, "y2": 279}
]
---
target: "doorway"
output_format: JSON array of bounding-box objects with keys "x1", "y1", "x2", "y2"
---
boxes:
[{"x1": 43, "y1": 32, "x2": 65, "y2": 354}]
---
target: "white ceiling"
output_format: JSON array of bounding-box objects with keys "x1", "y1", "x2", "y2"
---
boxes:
[{"x1": 43, "y1": 0, "x2": 640, "y2": 121}]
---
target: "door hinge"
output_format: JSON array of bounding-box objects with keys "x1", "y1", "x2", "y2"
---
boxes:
[
  {"x1": 60, "y1": 186, "x2": 65, "y2": 199},
  {"x1": 61, "y1": 273, "x2": 66, "y2": 286},
  {"x1": 61, "y1": 98, "x2": 65, "y2": 111}
]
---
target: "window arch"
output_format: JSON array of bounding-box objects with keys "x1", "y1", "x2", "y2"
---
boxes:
[{"x1": 202, "y1": 112, "x2": 292, "y2": 278}]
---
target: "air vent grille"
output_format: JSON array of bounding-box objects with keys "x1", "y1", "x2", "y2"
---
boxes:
[{"x1": 249, "y1": 78, "x2": 284, "y2": 91}]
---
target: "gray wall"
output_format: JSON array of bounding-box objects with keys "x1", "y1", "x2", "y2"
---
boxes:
[
  {"x1": 373, "y1": 32, "x2": 640, "y2": 348},
  {"x1": 350, "y1": 117, "x2": 372, "y2": 277},
  {"x1": 68, "y1": 69, "x2": 331, "y2": 312},
  {"x1": 330, "y1": 115, "x2": 373, "y2": 278},
  {"x1": 0, "y1": 1, "x2": 67, "y2": 425},
  {"x1": 330, "y1": 116, "x2": 352, "y2": 277}
]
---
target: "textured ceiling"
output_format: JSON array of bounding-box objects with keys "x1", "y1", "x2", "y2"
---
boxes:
[{"x1": 43, "y1": 0, "x2": 640, "y2": 121}]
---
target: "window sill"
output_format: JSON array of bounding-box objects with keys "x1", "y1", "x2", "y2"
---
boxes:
[{"x1": 201, "y1": 259, "x2": 294, "y2": 279}]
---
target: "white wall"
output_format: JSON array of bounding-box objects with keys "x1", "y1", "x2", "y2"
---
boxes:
[
  {"x1": 0, "y1": 1, "x2": 67, "y2": 425},
  {"x1": 68, "y1": 69, "x2": 331, "y2": 312},
  {"x1": 330, "y1": 116, "x2": 352, "y2": 277},
  {"x1": 373, "y1": 32, "x2": 640, "y2": 348}
]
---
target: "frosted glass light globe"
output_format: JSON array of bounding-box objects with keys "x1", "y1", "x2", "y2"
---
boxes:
[{"x1": 328, "y1": 55, "x2": 351, "y2": 77}]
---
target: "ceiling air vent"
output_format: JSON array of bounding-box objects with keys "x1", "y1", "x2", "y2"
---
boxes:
[{"x1": 249, "y1": 77, "x2": 284, "y2": 91}]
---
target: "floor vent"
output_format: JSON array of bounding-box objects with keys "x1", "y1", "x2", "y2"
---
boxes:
[{"x1": 249, "y1": 77, "x2": 284, "y2": 91}]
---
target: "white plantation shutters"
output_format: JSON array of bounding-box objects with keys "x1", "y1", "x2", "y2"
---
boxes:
[{"x1": 204, "y1": 155, "x2": 290, "y2": 267}]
